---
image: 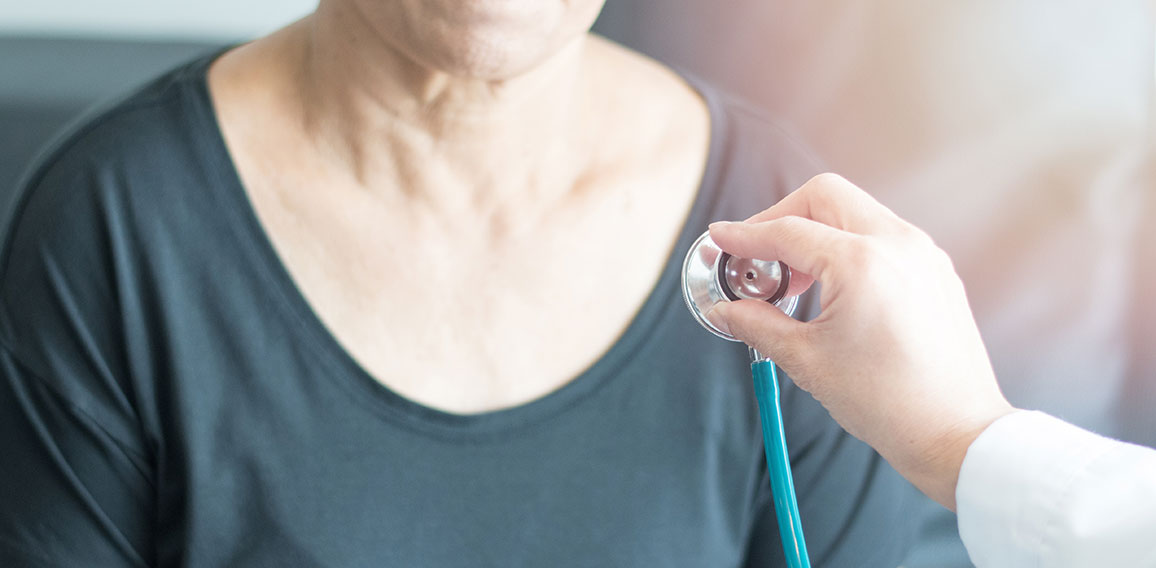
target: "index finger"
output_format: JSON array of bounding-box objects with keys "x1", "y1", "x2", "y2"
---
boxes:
[
  {"x1": 744, "y1": 173, "x2": 907, "y2": 236},
  {"x1": 709, "y1": 215, "x2": 856, "y2": 289}
]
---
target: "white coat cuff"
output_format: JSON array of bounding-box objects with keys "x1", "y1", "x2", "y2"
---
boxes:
[{"x1": 954, "y1": 410, "x2": 1115, "y2": 567}]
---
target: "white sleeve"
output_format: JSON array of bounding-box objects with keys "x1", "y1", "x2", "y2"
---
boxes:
[{"x1": 956, "y1": 410, "x2": 1156, "y2": 567}]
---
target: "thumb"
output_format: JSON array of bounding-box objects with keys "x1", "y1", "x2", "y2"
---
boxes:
[{"x1": 708, "y1": 299, "x2": 809, "y2": 370}]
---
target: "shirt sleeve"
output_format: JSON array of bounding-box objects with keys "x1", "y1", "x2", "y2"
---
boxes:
[
  {"x1": 0, "y1": 346, "x2": 155, "y2": 567},
  {"x1": 0, "y1": 129, "x2": 158, "y2": 566},
  {"x1": 957, "y1": 410, "x2": 1156, "y2": 567}
]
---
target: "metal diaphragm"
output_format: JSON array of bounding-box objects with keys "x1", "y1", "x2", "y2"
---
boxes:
[{"x1": 681, "y1": 230, "x2": 798, "y2": 341}]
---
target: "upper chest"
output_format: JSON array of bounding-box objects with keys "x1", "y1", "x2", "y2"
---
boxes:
[{"x1": 238, "y1": 161, "x2": 702, "y2": 413}]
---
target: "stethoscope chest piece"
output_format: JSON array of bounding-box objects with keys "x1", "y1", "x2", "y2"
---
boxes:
[{"x1": 681, "y1": 230, "x2": 798, "y2": 340}]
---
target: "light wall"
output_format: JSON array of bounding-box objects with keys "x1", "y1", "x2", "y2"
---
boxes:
[{"x1": 0, "y1": 0, "x2": 318, "y2": 40}]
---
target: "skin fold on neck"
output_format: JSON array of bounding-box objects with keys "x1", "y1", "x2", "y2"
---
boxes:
[{"x1": 298, "y1": 3, "x2": 596, "y2": 217}]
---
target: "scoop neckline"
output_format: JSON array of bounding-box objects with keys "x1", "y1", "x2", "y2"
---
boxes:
[{"x1": 188, "y1": 51, "x2": 730, "y2": 440}]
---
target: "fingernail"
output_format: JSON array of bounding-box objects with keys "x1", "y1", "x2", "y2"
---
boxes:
[{"x1": 708, "y1": 221, "x2": 735, "y2": 231}]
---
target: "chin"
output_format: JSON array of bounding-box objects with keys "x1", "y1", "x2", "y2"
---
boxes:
[
  {"x1": 364, "y1": 0, "x2": 605, "y2": 80},
  {"x1": 421, "y1": 27, "x2": 567, "y2": 80}
]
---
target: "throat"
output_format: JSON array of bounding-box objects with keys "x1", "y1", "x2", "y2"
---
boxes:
[{"x1": 292, "y1": 19, "x2": 594, "y2": 207}]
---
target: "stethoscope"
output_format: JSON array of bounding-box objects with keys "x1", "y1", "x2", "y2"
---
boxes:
[{"x1": 681, "y1": 231, "x2": 810, "y2": 568}]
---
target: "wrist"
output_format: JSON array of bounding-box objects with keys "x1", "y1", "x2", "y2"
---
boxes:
[{"x1": 892, "y1": 403, "x2": 1016, "y2": 511}]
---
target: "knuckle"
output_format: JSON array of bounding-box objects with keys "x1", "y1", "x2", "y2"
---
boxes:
[
  {"x1": 802, "y1": 173, "x2": 859, "y2": 229},
  {"x1": 808, "y1": 173, "x2": 852, "y2": 204},
  {"x1": 807, "y1": 172, "x2": 848, "y2": 190},
  {"x1": 901, "y1": 223, "x2": 936, "y2": 245}
]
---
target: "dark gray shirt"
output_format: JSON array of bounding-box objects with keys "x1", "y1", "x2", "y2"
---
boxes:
[{"x1": 0, "y1": 53, "x2": 915, "y2": 567}]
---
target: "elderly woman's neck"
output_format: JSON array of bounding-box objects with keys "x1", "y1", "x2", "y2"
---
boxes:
[
  {"x1": 289, "y1": 11, "x2": 592, "y2": 204},
  {"x1": 306, "y1": 10, "x2": 585, "y2": 124}
]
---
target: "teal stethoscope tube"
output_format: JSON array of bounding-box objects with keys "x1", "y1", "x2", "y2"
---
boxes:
[{"x1": 751, "y1": 357, "x2": 811, "y2": 568}]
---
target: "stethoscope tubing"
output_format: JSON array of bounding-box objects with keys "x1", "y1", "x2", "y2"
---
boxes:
[{"x1": 751, "y1": 358, "x2": 811, "y2": 568}]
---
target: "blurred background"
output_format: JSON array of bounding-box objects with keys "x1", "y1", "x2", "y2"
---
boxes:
[
  {"x1": 0, "y1": 0, "x2": 313, "y2": 199},
  {"x1": 2, "y1": 2, "x2": 1153, "y2": 566}
]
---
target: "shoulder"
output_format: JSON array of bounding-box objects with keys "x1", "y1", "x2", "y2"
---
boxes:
[
  {"x1": 0, "y1": 54, "x2": 224, "y2": 362},
  {"x1": 588, "y1": 35, "x2": 824, "y2": 216},
  {"x1": 14, "y1": 57, "x2": 218, "y2": 217},
  {"x1": 710, "y1": 88, "x2": 823, "y2": 169},
  {"x1": 693, "y1": 82, "x2": 826, "y2": 216},
  {"x1": 583, "y1": 36, "x2": 712, "y2": 183},
  {"x1": 1, "y1": 53, "x2": 224, "y2": 269}
]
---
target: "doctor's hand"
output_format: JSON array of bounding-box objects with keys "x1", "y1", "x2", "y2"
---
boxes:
[{"x1": 707, "y1": 174, "x2": 1015, "y2": 511}]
